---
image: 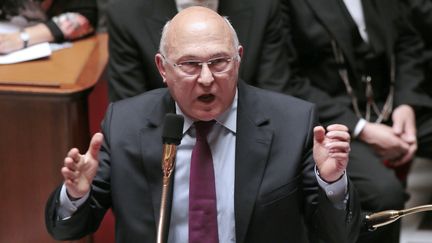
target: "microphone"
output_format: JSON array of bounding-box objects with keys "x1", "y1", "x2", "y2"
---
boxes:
[
  {"x1": 157, "y1": 114, "x2": 184, "y2": 243},
  {"x1": 365, "y1": 204, "x2": 432, "y2": 231}
]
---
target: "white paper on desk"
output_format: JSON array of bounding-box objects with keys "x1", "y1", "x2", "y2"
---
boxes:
[{"x1": 0, "y1": 42, "x2": 52, "y2": 64}]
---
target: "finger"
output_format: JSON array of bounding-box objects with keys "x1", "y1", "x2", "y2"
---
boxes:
[
  {"x1": 326, "y1": 124, "x2": 349, "y2": 132},
  {"x1": 314, "y1": 126, "x2": 325, "y2": 143},
  {"x1": 392, "y1": 118, "x2": 403, "y2": 136},
  {"x1": 398, "y1": 140, "x2": 410, "y2": 153},
  {"x1": 326, "y1": 141, "x2": 351, "y2": 152},
  {"x1": 393, "y1": 144, "x2": 417, "y2": 166},
  {"x1": 327, "y1": 152, "x2": 349, "y2": 162},
  {"x1": 401, "y1": 123, "x2": 417, "y2": 144},
  {"x1": 61, "y1": 166, "x2": 78, "y2": 181},
  {"x1": 67, "y1": 148, "x2": 82, "y2": 163},
  {"x1": 326, "y1": 130, "x2": 351, "y2": 142},
  {"x1": 64, "y1": 157, "x2": 78, "y2": 171},
  {"x1": 87, "y1": 133, "x2": 104, "y2": 161}
]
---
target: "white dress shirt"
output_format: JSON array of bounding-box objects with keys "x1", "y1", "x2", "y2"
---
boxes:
[
  {"x1": 342, "y1": 0, "x2": 370, "y2": 136},
  {"x1": 343, "y1": 0, "x2": 368, "y2": 42}
]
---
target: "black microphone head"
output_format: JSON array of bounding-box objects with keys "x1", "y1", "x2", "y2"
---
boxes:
[{"x1": 162, "y1": 114, "x2": 184, "y2": 145}]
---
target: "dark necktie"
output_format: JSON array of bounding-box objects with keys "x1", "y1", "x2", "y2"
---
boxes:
[{"x1": 189, "y1": 121, "x2": 219, "y2": 243}]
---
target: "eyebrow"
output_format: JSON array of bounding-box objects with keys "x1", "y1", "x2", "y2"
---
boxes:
[{"x1": 177, "y1": 52, "x2": 231, "y2": 61}]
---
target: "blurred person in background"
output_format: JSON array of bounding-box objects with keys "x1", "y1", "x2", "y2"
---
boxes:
[
  {"x1": 401, "y1": 0, "x2": 432, "y2": 97},
  {"x1": 106, "y1": 0, "x2": 292, "y2": 102},
  {"x1": 279, "y1": 0, "x2": 432, "y2": 242},
  {"x1": 0, "y1": 0, "x2": 97, "y2": 54}
]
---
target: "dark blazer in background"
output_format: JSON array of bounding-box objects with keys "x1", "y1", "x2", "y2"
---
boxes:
[
  {"x1": 280, "y1": 0, "x2": 432, "y2": 131},
  {"x1": 106, "y1": 0, "x2": 293, "y2": 101},
  {"x1": 46, "y1": 81, "x2": 361, "y2": 243},
  {"x1": 402, "y1": 0, "x2": 432, "y2": 96}
]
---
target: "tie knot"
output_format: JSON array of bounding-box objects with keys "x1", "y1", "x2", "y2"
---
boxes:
[{"x1": 194, "y1": 120, "x2": 215, "y2": 140}]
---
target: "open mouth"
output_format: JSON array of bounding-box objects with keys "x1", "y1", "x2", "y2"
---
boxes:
[{"x1": 198, "y1": 94, "x2": 215, "y2": 103}]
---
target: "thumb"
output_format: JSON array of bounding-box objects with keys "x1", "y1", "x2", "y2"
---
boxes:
[
  {"x1": 314, "y1": 126, "x2": 325, "y2": 144},
  {"x1": 87, "y1": 133, "x2": 104, "y2": 160},
  {"x1": 392, "y1": 118, "x2": 403, "y2": 136}
]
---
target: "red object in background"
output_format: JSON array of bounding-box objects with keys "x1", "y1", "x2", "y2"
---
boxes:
[
  {"x1": 93, "y1": 209, "x2": 116, "y2": 243},
  {"x1": 87, "y1": 77, "x2": 115, "y2": 243},
  {"x1": 88, "y1": 75, "x2": 109, "y2": 135}
]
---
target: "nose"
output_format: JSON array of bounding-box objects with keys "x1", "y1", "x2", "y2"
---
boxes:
[{"x1": 197, "y1": 63, "x2": 214, "y2": 86}]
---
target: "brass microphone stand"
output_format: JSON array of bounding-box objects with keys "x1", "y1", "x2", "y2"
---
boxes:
[
  {"x1": 157, "y1": 144, "x2": 177, "y2": 243},
  {"x1": 365, "y1": 204, "x2": 432, "y2": 230}
]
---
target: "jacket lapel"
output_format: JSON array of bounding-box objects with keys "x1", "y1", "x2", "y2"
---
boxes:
[
  {"x1": 234, "y1": 82, "x2": 273, "y2": 243},
  {"x1": 305, "y1": 0, "x2": 358, "y2": 71},
  {"x1": 139, "y1": 90, "x2": 176, "y2": 229},
  {"x1": 361, "y1": 0, "x2": 393, "y2": 56}
]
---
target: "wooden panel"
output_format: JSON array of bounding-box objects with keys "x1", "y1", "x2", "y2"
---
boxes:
[
  {"x1": 0, "y1": 39, "x2": 95, "y2": 86},
  {"x1": 0, "y1": 94, "x2": 91, "y2": 243},
  {"x1": 0, "y1": 33, "x2": 108, "y2": 243}
]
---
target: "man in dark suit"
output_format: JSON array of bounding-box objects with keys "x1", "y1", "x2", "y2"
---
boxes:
[
  {"x1": 279, "y1": 0, "x2": 432, "y2": 242},
  {"x1": 46, "y1": 7, "x2": 361, "y2": 243},
  {"x1": 402, "y1": 0, "x2": 432, "y2": 97},
  {"x1": 106, "y1": 0, "x2": 292, "y2": 101}
]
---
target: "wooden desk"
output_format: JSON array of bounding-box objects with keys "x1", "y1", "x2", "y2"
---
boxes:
[{"x1": 0, "y1": 34, "x2": 108, "y2": 243}]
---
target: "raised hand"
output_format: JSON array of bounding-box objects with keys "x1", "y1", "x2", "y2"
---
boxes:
[
  {"x1": 313, "y1": 124, "x2": 351, "y2": 183},
  {"x1": 61, "y1": 133, "x2": 104, "y2": 199}
]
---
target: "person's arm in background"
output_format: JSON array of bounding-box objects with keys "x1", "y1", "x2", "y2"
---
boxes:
[
  {"x1": 401, "y1": 0, "x2": 432, "y2": 96},
  {"x1": 0, "y1": 0, "x2": 97, "y2": 54},
  {"x1": 278, "y1": 0, "x2": 422, "y2": 165},
  {"x1": 401, "y1": 0, "x2": 432, "y2": 47},
  {"x1": 364, "y1": 1, "x2": 429, "y2": 165},
  {"x1": 276, "y1": 0, "x2": 361, "y2": 133}
]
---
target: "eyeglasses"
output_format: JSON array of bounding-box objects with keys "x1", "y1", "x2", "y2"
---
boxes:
[{"x1": 162, "y1": 55, "x2": 239, "y2": 76}]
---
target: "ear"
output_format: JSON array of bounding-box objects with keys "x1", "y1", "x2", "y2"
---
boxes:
[
  {"x1": 237, "y1": 45, "x2": 244, "y2": 62},
  {"x1": 155, "y1": 53, "x2": 167, "y2": 83}
]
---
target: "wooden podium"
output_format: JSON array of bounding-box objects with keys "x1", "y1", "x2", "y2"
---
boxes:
[{"x1": 0, "y1": 34, "x2": 108, "y2": 243}]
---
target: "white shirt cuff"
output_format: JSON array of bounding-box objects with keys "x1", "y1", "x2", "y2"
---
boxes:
[
  {"x1": 315, "y1": 166, "x2": 349, "y2": 209},
  {"x1": 353, "y1": 118, "x2": 367, "y2": 138},
  {"x1": 58, "y1": 184, "x2": 90, "y2": 220}
]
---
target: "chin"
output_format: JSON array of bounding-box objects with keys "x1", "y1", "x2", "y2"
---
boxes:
[{"x1": 191, "y1": 110, "x2": 220, "y2": 121}]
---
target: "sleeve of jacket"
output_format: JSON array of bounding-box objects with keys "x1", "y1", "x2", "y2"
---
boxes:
[
  {"x1": 46, "y1": 0, "x2": 98, "y2": 42},
  {"x1": 301, "y1": 105, "x2": 361, "y2": 243},
  {"x1": 45, "y1": 104, "x2": 114, "y2": 240},
  {"x1": 402, "y1": 0, "x2": 432, "y2": 43},
  {"x1": 391, "y1": 0, "x2": 432, "y2": 108},
  {"x1": 276, "y1": 0, "x2": 361, "y2": 132}
]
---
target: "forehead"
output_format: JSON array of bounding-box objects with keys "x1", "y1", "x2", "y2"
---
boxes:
[{"x1": 166, "y1": 18, "x2": 234, "y2": 60}]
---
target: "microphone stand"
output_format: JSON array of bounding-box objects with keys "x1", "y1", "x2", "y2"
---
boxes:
[
  {"x1": 157, "y1": 144, "x2": 177, "y2": 243},
  {"x1": 365, "y1": 204, "x2": 432, "y2": 230},
  {"x1": 156, "y1": 113, "x2": 183, "y2": 243}
]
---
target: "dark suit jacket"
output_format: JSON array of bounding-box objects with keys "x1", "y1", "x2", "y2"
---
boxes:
[
  {"x1": 46, "y1": 81, "x2": 361, "y2": 243},
  {"x1": 280, "y1": 0, "x2": 432, "y2": 131},
  {"x1": 106, "y1": 0, "x2": 293, "y2": 102},
  {"x1": 402, "y1": 0, "x2": 432, "y2": 95}
]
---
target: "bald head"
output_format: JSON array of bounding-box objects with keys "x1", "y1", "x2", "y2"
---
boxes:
[
  {"x1": 159, "y1": 6, "x2": 239, "y2": 58},
  {"x1": 154, "y1": 6, "x2": 243, "y2": 121}
]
